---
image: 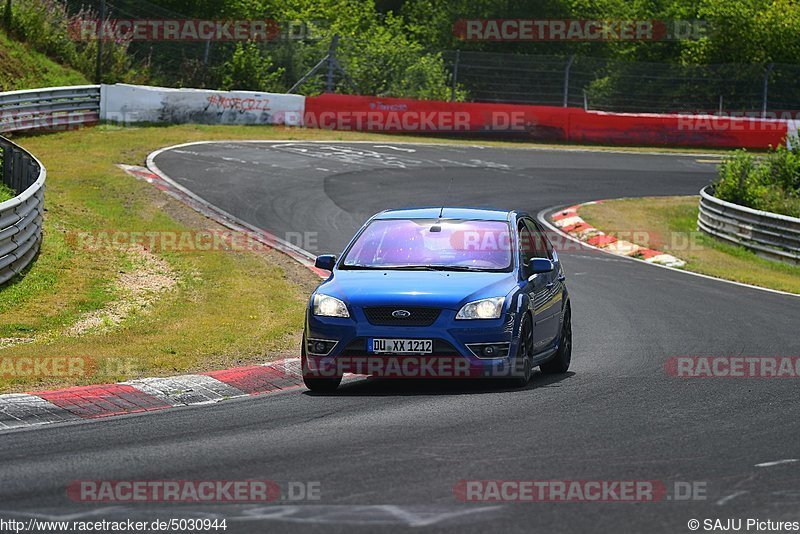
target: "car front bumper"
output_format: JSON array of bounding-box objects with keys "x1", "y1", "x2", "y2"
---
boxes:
[{"x1": 304, "y1": 308, "x2": 522, "y2": 378}]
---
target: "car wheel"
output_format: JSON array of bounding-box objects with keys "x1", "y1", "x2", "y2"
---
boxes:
[
  {"x1": 301, "y1": 334, "x2": 342, "y2": 392},
  {"x1": 303, "y1": 375, "x2": 342, "y2": 392},
  {"x1": 540, "y1": 305, "x2": 571, "y2": 374},
  {"x1": 508, "y1": 313, "x2": 533, "y2": 387}
]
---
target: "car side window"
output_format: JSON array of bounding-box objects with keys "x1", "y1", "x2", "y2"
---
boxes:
[
  {"x1": 518, "y1": 221, "x2": 535, "y2": 268},
  {"x1": 524, "y1": 219, "x2": 549, "y2": 259}
]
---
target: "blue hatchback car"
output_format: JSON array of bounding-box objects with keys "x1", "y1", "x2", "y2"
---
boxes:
[{"x1": 302, "y1": 207, "x2": 572, "y2": 391}]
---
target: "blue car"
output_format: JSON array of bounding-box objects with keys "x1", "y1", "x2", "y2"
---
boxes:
[{"x1": 302, "y1": 207, "x2": 572, "y2": 391}]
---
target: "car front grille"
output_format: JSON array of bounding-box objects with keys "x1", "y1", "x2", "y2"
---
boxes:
[{"x1": 363, "y1": 306, "x2": 441, "y2": 326}]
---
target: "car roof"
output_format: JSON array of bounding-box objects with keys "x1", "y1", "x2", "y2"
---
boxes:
[{"x1": 374, "y1": 207, "x2": 515, "y2": 222}]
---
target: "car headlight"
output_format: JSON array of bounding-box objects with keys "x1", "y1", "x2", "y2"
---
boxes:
[
  {"x1": 313, "y1": 294, "x2": 350, "y2": 318},
  {"x1": 456, "y1": 297, "x2": 505, "y2": 320}
]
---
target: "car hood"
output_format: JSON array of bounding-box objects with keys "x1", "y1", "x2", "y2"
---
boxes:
[{"x1": 318, "y1": 269, "x2": 518, "y2": 310}]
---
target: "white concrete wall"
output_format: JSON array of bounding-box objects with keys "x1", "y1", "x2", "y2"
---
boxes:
[
  {"x1": 100, "y1": 84, "x2": 304, "y2": 126},
  {"x1": 788, "y1": 120, "x2": 799, "y2": 148}
]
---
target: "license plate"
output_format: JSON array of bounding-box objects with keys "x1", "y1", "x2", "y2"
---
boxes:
[{"x1": 369, "y1": 338, "x2": 433, "y2": 354}]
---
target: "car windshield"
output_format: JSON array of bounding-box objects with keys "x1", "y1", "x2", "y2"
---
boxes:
[{"x1": 341, "y1": 218, "x2": 513, "y2": 271}]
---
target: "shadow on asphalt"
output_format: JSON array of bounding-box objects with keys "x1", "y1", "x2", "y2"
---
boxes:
[{"x1": 303, "y1": 371, "x2": 576, "y2": 397}]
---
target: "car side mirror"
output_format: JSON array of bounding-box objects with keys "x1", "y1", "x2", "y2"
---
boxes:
[
  {"x1": 314, "y1": 254, "x2": 336, "y2": 271},
  {"x1": 526, "y1": 258, "x2": 554, "y2": 277}
]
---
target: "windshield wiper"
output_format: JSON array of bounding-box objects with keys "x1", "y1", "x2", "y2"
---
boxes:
[{"x1": 388, "y1": 265, "x2": 484, "y2": 272}]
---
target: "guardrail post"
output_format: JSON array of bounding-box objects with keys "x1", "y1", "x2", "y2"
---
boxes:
[
  {"x1": 11, "y1": 147, "x2": 22, "y2": 193},
  {"x1": 0, "y1": 139, "x2": 9, "y2": 186}
]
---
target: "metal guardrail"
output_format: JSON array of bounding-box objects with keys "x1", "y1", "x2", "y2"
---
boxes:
[
  {"x1": 698, "y1": 186, "x2": 800, "y2": 265},
  {"x1": 0, "y1": 137, "x2": 45, "y2": 284},
  {"x1": 0, "y1": 86, "x2": 99, "y2": 284},
  {"x1": 0, "y1": 85, "x2": 101, "y2": 133}
]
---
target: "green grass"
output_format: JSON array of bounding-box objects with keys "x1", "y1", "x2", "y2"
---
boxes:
[
  {"x1": 579, "y1": 196, "x2": 800, "y2": 294},
  {"x1": 0, "y1": 182, "x2": 14, "y2": 202},
  {"x1": 0, "y1": 29, "x2": 88, "y2": 91}
]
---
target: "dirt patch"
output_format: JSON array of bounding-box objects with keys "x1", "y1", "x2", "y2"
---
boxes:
[{"x1": 66, "y1": 245, "x2": 179, "y2": 336}]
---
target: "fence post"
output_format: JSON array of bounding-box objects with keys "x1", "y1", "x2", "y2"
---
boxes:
[
  {"x1": 582, "y1": 90, "x2": 588, "y2": 111},
  {"x1": 326, "y1": 34, "x2": 339, "y2": 93},
  {"x1": 94, "y1": 0, "x2": 105, "y2": 84},
  {"x1": 203, "y1": 39, "x2": 211, "y2": 65},
  {"x1": 450, "y1": 50, "x2": 460, "y2": 102},
  {"x1": 761, "y1": 62, "x2": 774, "y2": 119},
  {"x1": 563, "y1": 55, "x2": 575, "y2": 107}
]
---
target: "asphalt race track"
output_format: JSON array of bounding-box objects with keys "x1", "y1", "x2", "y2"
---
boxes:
[{"x1": 2, "y1": 142, "x2": 799, "y2": 533}]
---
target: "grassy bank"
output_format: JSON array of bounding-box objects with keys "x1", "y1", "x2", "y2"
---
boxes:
[
  {"x1": 0, "y1": 29, "x2": 88, "y2": 91},
  {"x1": 579, "y1": 196, "x2": 800, "y2": 294}
]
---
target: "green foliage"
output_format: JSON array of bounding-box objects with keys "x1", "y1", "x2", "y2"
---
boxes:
[
  {"x1": 682, "y1": 0, "x2": 800, "y2": 65},
  {"x1": 335, "y1": 13, "x2": 459, "y2": 100},
  {"x1": 715, "y1": 139, "x2": 800, "y2": 218},
  {"x1": 220, "y1": 41, "x2": 285, "y2": 91},
  {"x1": 0, "y1": 182, "x2": 15, "y2": 203},
  {"x1": 3, "y1": 0, "x2": 141, "y2": 83}
]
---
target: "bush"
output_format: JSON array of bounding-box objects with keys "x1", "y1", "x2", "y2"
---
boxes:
[
  {"x1": 714, "y1": 137, "x2": 800, "y2": 218},
  {"x1": 219, "y1": 41, "x2": 285, "y2": 92}
]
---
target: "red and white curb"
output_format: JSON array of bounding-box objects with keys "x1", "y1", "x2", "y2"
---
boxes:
[
  {"x1": 0, "y1": 359, "x2": 309, "y2": 430},
  {"x1": 550, "y1": 202, "x2": 686, "y2": 268}
]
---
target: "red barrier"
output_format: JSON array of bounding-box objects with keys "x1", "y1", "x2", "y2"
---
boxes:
[
  {"x1": 567, "y1": 109, "x2": 788, "y2": 149},
  {"x1": 303, "y1": 94, "x2": 789, "y2": 149},
  {"x1": 304, "y1": 94, "x2": 570, "y2": 141}
]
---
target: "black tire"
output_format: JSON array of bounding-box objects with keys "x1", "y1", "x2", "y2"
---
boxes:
[
  {"x1": 508, "y1": 313, "x2": 533, "y2": 387},
  {"x1": 540, "y1": 305, "x2": 572, "y2": 374},
  {"x1": 303, "y1": 375, "x2": 342, "y2": 392},
  {"x1": 301, "y1": 333, "x2": 342, "y2": 392}
]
